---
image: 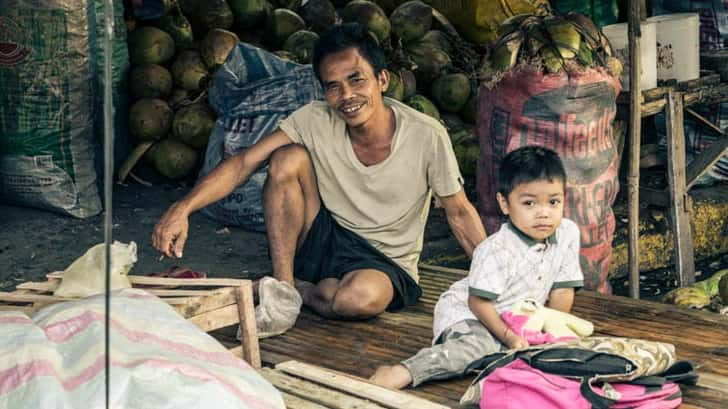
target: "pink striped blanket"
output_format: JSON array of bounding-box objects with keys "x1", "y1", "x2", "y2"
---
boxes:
[{"x1": 0, "y1": 289, "x2": 285, "y2": 409}]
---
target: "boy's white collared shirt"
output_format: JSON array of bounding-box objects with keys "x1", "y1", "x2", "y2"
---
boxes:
[{"x1": 431, "y1": 218, "x2": 584, "y2": 342}]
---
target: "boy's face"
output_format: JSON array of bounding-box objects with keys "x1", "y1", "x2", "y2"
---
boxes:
[
  {"x1": 497, "y1": 178, "x2": 565, "y2": 242},
  {"x1": 318, "y1": 47, "x2": 389, "y2": 129}
]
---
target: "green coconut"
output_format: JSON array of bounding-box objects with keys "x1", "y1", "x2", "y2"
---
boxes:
[
  {"x1": 384, "y1": 71, "x2": 404, "y2": 101},
  {"x1": 454, "y1": 142, "x2": 479, "y2": 177},
  {"x1": 129, "y1": 98, "x2": 174, "y2": 142},
  {"x1": 406, "y1": 94, "x2": 439, "y2": 120},
  {"x1": 128, "y1": 26, "x2": 175, "y2": 65},
  {"x1": 441, "y1": 113, "x2": 465, "y2": 132},
  {"x1": 196, "y1": 0, "x2": 235, "y2": 31},
  {"x1": 129, "y1": 64, "x2": 172, "y2": 100},
  {"x1": 267, "y1": 8, "x2": 306, "y2": 48},
  {"x1": 299, "y1": 0, "x2": 336, "y2": 33},
  {"x1": 421, "y1": 30, "x2": 452, "y2": 54},
  {"x1": 663, "y1": 287, "x2": 711, "y2": 309},
  {"x1": 283, "y1": 30, "x2": 318, "y2": 64},
  {"x1": 171, "y1": 50, "x2": 210, "y2": 92},
  {"x1": 340, "y1": 0, "x2": 391, "y2": 44},
  {"x1": 201, "y1": 28, "x2": 239, "y2": 69},
  {"x1": 398, "y1": 68, "x2": 417, "y2": 100},
  {"x1": 172, "y1": 103, "x2": 216, "y2": 150},
  {"x1": 430, "y1": 73, "x2": 471, "y2": 113},
  {"x1": 157, "y1": 5, "x2": 194, "y2": 48},
  {"x1": 390, "y1": 1, "x2": 432, "y2": 44},
  {"x1": 152, "y1": 139, "x2": 200, "y2": 179},
  {"x1": 229, "y1": 0, "x2": 270, "y2": 28},
  {"x1": 459, "y1": 92, "x2": 478, "y2": 124},
  {"x1": 168, "y1": 89, "x2": 191, "y2": 109},
  {"x1": 406, "y1": 40, "x2": 451, "y2": 84},
  {"x1": 720, "y1": 274, "x2": 728, "y2": 304},
  {"x1": 178, "y1": 0, "x2": 198, "y2": 15}
]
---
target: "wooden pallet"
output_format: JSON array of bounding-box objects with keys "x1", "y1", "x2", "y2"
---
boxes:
[
  {"x1": 260, "y1": 361, "x2": 448, "y2": 409},
  {"x1": 0, "y1": 272, "x2": 261, "y2": 368}
]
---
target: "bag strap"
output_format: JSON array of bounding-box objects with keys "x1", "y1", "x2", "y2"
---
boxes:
[{"x1": 579, "y1": 377, "x2": 617, "y2": 409}]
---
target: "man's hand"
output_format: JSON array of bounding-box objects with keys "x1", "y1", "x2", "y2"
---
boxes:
[{"x1": 153, "y1": 203, "x2": 190, "y2": 258}]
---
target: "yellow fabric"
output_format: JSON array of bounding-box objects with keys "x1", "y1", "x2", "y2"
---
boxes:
[
  {"x1": 278, "y1": 98, "x2": 463, "y2": 282},
  {"x1": 426, "y1": 0, "x2": 550, "y2": 44}
]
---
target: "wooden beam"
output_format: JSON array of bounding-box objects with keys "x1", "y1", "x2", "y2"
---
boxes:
[
  {"x1": 260, "y1": 368, "x2": 385, "y2": 409},
  {"x1": 627, "y1": 0, "x2": 642, "y2": 299},
  {"x1": 665, "y1": 90, "x2": 696, "y2": 286},
  {"x1": 685, "y1": 137, "x2": 728, "y2": 189},
  {"x1": 278, "y1": 391, "x2": 329, "y2": 409},
  {"x1": 186, "y1": 303, "x2": 239, "y2": 332},
  {"x1": 170, "y1": 287, "x2": 237, "y2": 318},
  {"x1": 236, "y1": 282, "x2": 261, "y2": 369},
  {"x1": 275, "y1": 361, "x2": 449, "y2": 409}
]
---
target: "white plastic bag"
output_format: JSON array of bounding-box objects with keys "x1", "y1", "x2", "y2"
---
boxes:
[{"x1": 54, "y1": 241, "x2": 136, "y2": 298}]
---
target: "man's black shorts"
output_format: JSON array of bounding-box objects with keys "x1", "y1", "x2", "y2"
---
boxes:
[{"x1": 293, "y1": 206, "x2": 422, "y2": 311}]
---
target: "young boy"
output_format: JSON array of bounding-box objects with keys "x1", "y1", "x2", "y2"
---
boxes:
[{"x1": 370, "y1": 146, "x2": 584, "y2": 389}]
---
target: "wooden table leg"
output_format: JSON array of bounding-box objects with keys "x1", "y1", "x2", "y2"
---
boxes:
[
  {"x1": 236, "y1": 281, "x2": 261, "y2": 369},
  {"x1": 665, "y1": 91, "x2": 696, "y2": 286}
]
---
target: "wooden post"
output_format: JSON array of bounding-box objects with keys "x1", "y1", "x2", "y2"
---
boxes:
[
  {"x1": 665, "y1": 91, "x2": 696, "y2": 286},
  {"x1": 627, "y1": 0, "x2": 642, "y2": 299},
  {"x1": 236, "y1": 281, "x2": 261, "y2": 369}
]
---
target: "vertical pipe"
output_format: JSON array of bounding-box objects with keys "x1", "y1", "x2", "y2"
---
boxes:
[
  {"x1": 101, "y1": 0, "x2": 115, "y2": 407},
  {"x1": 628, "y1": 0, "x2": 642, "y2": 299}
]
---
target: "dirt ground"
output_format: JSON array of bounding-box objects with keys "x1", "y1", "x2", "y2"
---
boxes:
[
  {"x1": 2, "y1": 179, "x2": 726, "y2": 302},
  {"x1": 0, "y1": 181, "x2": 464, "y2": 291}
]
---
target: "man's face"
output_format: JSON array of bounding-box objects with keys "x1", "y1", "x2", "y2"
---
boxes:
[
  {"x1": 497, "y1": 179, "x2": 565, "y2": 242},
  {"x1": 318, "y1": 47, "x2": 389, "y2": 128}
]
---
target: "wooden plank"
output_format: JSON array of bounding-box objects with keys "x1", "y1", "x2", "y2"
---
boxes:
[
  {"x1": 260, "y1": 368, "x2": 385, "y2": 409},
  {"x1": 236, "y1": 282, "x2": 261, "y2": 369},
  {"x1": 16, "y1": 280, "x2": 59, "y2": 293},
  {"x1": 276, "y1": 361, "x2": 449, "y2": 409},
  {"x1": 170, "y1": 287, "x2": 237, "y2": 317},
  {"x1": 187, "y1": 303, "x2": 239, "y2": 332},
  {"x1": 279, "y1": 391, "x2": 329, "y2": 409},
  {"x1": 45, "y1": 271, "x2": 250, "y2": 287},
  {"x1": 665, "y1": 90, "x2": 696, "y2": 286},
  {"x1": 696, "y1": 372, "x2": 728, "y2": 393},
  {"x1": 147, "y1": 289, "x2": 217, "y2": 297},
  {"x1": 0, "y1": 292, "x2": 72, "y2": 303},
  {"x1": 685, "y1": 136, "x2": 728, "y2": 190},
  {"x1": 0, "y1": 305, "x2": 36, "y2": 314},
  {"x1": 627, "y1": 0, "x2": 643, "y2": 299},
  {"x1": 685, "y1": 107, "x2": 724, "y2": 135}
]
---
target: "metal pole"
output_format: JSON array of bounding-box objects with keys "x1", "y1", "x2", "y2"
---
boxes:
[
  {"x1": 628, "y1": 0, "x2": 642, "y2": 299},
  {"x1": 101, "y1": 0, "x2": 115, "y2": 407}
]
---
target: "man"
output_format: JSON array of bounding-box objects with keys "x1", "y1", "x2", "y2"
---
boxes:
[{"x1": 152, "y1": 23, "x2": 486, "y2": 322}]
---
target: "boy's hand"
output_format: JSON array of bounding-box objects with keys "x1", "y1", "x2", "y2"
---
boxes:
[{"x1": 503, "y1": 328, "x2": 529, "y2": 350}]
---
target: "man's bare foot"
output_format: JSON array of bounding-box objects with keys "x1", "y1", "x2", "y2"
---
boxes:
[{"x1": 369, "y1": 364, "x2": 413, "y2": 390}]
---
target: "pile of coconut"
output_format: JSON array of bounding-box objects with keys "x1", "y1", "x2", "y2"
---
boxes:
[{"x1": 121, "y1": 0, "x2": 490, "y2": 181}]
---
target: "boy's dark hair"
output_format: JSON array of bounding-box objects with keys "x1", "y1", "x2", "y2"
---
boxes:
[
  {"x1": 498, "y1": 146, "x2": 567, "y2": 197},
  {"x1": 312, "y1": 23, "x2": 387, "y2": 85}
]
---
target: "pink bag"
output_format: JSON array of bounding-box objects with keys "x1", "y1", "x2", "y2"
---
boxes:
[{"x1": 480, "y1": 360, "x2": 682, "y2": 409}]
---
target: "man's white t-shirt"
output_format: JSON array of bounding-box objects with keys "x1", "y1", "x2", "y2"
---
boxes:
[{"x1": 278, "y1": 97, "x2": 463, "y2": 282}]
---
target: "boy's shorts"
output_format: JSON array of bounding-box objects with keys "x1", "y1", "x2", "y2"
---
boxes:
[{"x1": 293, "y1": 206, "x2": 422, "y2": 311}]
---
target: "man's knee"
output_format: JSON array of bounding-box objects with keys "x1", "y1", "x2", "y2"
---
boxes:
[
  {"x1": 331, "y1": 283, "x2": 390, "y2": 319},
  {"x1": 267, "y1": 144, "x2": 312, "y2": 183}
]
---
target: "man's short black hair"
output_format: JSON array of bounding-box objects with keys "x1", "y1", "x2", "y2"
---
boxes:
[
  {"x1": 498, "y1": 146, "x2": 567, "y2": 197},
  {"x1": 312, "y1": 23, "x2": 387, "y2": 84}
]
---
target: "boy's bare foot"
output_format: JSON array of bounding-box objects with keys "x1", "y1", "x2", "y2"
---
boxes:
[{"x1": 369, "y1": 364, "x2": 413, "y2": 390}]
